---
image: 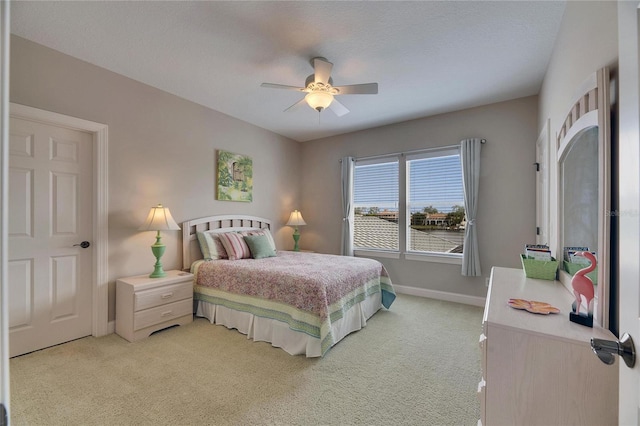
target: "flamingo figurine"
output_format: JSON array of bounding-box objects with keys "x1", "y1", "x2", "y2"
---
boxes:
[{"x1": 569, "y1": 251, "x2": 597, "y2": 327}]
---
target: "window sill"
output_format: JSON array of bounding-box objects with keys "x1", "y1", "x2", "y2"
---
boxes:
[
  {"x1": 405, "y1": 252, "x2": 463, "y2": 264},
  {"x1": 353, "y1": 249, "x2": 463, "y2": 265},
  {"x1": 354, "y1": 249, "x2": 400, "y2": 259}
]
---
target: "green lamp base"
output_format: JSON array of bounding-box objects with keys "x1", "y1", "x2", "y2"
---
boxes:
[
  {"x1": 292, "y1": 227, "x2": 300, "y2": 252},
  {"x1": 149, "y1": 231, "x2": 167, "y2": 278}
]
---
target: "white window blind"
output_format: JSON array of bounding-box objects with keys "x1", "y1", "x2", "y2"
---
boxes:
[
  {"x1": 407, "y1": 147, "x2": 465, "y2": 254},
  {"x1": 407, "y1": 148, "x2": 463, "y2": 214},
  {"x1": 353, "y1": 159, "x2": 399, "y2": 250}
]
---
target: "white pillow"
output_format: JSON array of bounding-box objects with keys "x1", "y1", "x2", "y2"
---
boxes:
[
  {"x1": 217, "y1": 232, "x2": 252, "y2": 260},
  {"x1": 196, "y1": 231, "x2": 228, "y2": 260}
]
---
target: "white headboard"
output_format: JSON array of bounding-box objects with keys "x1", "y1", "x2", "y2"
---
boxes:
[{"x1": 182, "y1": 214, "x2": 272, "y2": 270}]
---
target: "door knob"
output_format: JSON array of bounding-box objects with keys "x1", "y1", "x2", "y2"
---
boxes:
[
  {"x1": 73, "y1": 241, "x2": 91, "y2": 249},
  {"x1": 591, "y1": 332, "x2": 636, "y2": 368}
]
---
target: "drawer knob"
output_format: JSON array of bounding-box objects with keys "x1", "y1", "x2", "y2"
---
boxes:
[
  {"x1": 161, "y1": 292, "x2": 174, "y2": 299},
  {"x1": 479, "y1": 333, "x2": 487, "y2": 349},
  {"x1": 161, "y1": 311, "x2": 173, "y2": 317}
]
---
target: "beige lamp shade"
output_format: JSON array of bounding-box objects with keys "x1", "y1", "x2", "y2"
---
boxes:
[
  {"x1": 286, "y1": 210, "x2": 307, "y2": 227},
  {"x1": 138, "y1": 204, "x2": 181, "y2": 231}
]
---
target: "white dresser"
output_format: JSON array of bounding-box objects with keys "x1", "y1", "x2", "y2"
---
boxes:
[
  {"x1": 116, "y1": 270, "x2": 194, "y2": 342},
  {"x1": 479, "y1": 267, "x2": 618, "y2": 426}
]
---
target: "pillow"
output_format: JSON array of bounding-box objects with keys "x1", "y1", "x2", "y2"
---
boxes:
[
  {"x1": 196, "y1": 231, "x2": 228, "y2": 260},
  {"x1": 217, "y1": 232, "x2": 252, "y2": 260},
  {"x1": 243, "y1": 234, "x2": 277, "y2": 259},
  {"x1": 240, "y1": 228, "x2": 276, "y2": 251}
]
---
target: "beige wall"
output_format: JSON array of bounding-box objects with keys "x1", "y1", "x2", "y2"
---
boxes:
[
  {"x1": 539, "y1": 1, "x2": 618, "y2": 135},
  {"x1": 10, "y1": 36, "x2": 301, "y2": 321},
  {"x1": 538, "y1": 1, "x2": 618, "y2": 257},
  {"x1": 300, "y1": 96, "x2": 539, "y2": 298}
]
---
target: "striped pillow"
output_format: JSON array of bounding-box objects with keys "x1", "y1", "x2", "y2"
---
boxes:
[
  {"x1": 217, "y1": 232, "x2": 252, "y2": 260},
  {"x1": 196, "y1": 231, "x2": 228, "y2": 260}
]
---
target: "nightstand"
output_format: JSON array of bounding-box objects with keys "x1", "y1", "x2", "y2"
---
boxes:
[{"x1": 116, "y1": 270, "x2": 194, "y2": 342}]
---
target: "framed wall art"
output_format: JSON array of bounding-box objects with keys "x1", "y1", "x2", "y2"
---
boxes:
[{"x1": 216, "y1": 150, "x2": 253, "y2": 202}]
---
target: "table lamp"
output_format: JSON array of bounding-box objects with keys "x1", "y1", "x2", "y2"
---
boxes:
[
  {"x1": 139, "y1": 204, "x2": 181, "y2": 278},
  {"x1": 286, "y1": 210, "x2": 306, "y2": 251}
]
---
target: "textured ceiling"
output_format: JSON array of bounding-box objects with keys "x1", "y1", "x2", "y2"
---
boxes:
[{"x1": 10, "y1": 1, "x2": 566, "y2": 142}]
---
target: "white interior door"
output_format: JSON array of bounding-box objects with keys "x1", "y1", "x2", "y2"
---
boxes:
[
  {"x1": 617, "y1": 1, "x2": 640, "y2": 423},
  {"x1": 8, "y1": 116, "x2": 93, "y2": 357}
]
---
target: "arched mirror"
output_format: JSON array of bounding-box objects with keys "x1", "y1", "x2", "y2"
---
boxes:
[{"x1": 557, "y1": 67, "x2": 611, "y2": 328}]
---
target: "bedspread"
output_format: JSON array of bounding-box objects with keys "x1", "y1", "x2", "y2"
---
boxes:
[{"x1": 192, "y1": 251, "x2": 395, "y2": 355}]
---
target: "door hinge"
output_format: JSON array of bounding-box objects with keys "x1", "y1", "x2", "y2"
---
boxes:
[
  {"x1": 536, "y1": 227, "x2": 540, "y2": 235},
  {"x1": 534, "y1": 162, "x2": 540, "y2": 172}
]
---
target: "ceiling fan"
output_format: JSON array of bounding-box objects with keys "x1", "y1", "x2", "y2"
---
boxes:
[{"x1": 261, "y1": 57, "x2": 378, "y2": 117}]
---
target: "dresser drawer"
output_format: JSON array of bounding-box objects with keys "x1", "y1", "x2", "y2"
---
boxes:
[
  {"x1": 134, "y1": 281, "x2": 192, "y2": 311},
  {"x1": 134, "y1": 298, "x2": 192, "y2": 331}
]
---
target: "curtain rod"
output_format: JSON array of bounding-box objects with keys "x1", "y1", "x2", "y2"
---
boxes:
[{"x1": 341, "y1": 139, "x2": 486, "y2": 162}]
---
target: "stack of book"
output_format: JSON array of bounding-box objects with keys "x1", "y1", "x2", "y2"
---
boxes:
[
  {"x1": 520, "y1": 244, "x2": 558, "y2": 280},
  {"x1": 524, "y1": 244, "x2": 552, "y2": 261},
  {"x1": 563, "y1": 246, "x2": 595, "y2": 264},
  {"x1": 563, "y1": 246, "x2": 598, "y2": 284}
]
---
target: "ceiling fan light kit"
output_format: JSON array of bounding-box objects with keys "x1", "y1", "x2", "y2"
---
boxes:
[
  {"x1": 261, "y1": 57, "x2": 378, "y2": 117},
  {"x1": 305, "y1": 91, "x2": 334, "y2": 111}
]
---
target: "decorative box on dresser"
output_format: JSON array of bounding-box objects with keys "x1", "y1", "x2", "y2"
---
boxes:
[
  {"x1": 116, "y1": 270, "x2": 194, "y2": 342},
  {"x1": 479, "y1": 267, "x2": 618, "y2": 426}
]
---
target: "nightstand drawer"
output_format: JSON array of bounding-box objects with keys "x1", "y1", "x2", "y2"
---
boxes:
[
  {"x1": 134, "y1": 299, "x2": 192, "y2": 331},
  {"x1": 134, "y1": 281, "x2": 192, "y2": 311}
]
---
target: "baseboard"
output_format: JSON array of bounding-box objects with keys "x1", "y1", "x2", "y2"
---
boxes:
[{"x1": 393, "y1": 284, "x2": 486, "y2": 307}]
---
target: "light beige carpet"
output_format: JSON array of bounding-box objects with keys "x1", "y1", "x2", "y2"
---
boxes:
[{"x1": 10, "y1": 294, "x2": 483, "y2": 426}]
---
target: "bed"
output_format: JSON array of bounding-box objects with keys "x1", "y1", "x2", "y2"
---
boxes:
[{"x1": 182, "y1": 214, "x2": 396, "y2": 357}]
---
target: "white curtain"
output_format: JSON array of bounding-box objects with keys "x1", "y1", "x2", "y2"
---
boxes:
[
  {"x1": 341, "y1": 156, "x2": 355, "y2": 256},
  {"x1": 460, "y1": 139, "x2": 482, "y2": 276}
]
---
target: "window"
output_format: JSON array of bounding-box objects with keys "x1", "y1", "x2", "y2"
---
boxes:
[
  {"x1": 407, "y1": 148, "x2": 465, "y2": 255},
  {"x1": 353, "y1": 158, "x2": 399, "y2": 250},
  {"x1": 353, "y1": 147, "x2": 465, "y2": 260}
]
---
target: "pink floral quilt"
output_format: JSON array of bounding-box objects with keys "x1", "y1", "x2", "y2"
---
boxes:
[{"x1": 192, "y1": 251, "x2": 395, "y2": 355}]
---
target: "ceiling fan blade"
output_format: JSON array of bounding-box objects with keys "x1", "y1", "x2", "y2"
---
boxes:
[
  {"x1": 313, "y1": 57, "x2": 333, "y2": 84},
  {"x1": 261, "y1": 83, "x2": 306, "y2": 91},
  {"x1": 283, "y1": 97, "x2": 307, "y2": 112},
  {"x1": 329, "y1": 98, "x2": 349, "y2": 117},
  {"x1": 334, "y1": 83, "x2": 379, "y2": 95}
]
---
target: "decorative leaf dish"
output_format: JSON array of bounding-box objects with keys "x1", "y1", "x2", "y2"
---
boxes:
[{"x1": 508, "y1": 298, "x2": 560, "y2": 315}]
